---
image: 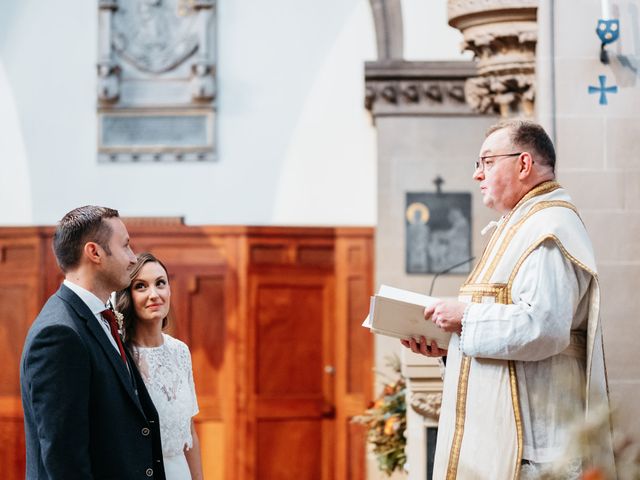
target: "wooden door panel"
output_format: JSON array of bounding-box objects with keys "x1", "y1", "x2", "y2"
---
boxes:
[
  {"x1": 0, "y1": 284, "x2": 34, "y2": 396},
  {"x1": 256, "y1": 398, "x2": 324, "y2": 417},
  {"x1": 0, "y1": 279, "x2": 39, "y2": 480},
  {"x1": 257, "y1": 419, "x2": 322, "y2": 480},
  {"x1": 347, "y1": 423, "x2": 367, "y2": 480},
  {"x1": 256, "y1": 285, "x2": 324, "y2": 397},
  {"x1": 250, "y1": 274, "x2": 335, "y2": 480},
  {"x1": 0, "y1": 417, "x2": 26, "y2": 480},
  {"x1": 346, "y1": 276, "x2": 370, "y2": 396}
]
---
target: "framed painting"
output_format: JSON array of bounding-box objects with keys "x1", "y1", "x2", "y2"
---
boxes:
[{"x1": 405, "y1": 192, "x2": 472, "y2": 274}]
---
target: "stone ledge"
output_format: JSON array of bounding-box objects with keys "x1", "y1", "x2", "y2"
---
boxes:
[{"x1": 365, "y1": 60, "x2": 481, "y2": 117}]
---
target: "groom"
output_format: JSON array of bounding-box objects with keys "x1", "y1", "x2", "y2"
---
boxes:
[{"x1": 20, "y1": 206, "x2": 166, "y2": 479}]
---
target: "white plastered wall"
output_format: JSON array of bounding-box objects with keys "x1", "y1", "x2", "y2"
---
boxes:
[{"x1": 0, "y1": 0, "x2": 377, "y2": 226}]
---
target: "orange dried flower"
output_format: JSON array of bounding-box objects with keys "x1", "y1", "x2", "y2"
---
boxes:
[{"x1": 582, "y1": 467, "x2": 605, "y2": 480}]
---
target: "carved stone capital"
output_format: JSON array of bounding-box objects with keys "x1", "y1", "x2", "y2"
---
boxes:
[
  {"x1": 447, "y1": 0, "x2": 538, "y2": 116},
  {"x1": 410, "y1": 392, "x2": 442, "y2": 420},
  {"x1": 365, "y1": 61, "x2": 480, "y2": 117}
]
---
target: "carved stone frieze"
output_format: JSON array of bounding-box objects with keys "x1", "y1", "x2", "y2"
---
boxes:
[
  {"x1": 410, "y1": 392, "x2": 442, "y2": 420},
  {"x1": 448, "y1": 0, "x2": 538, "y2": 117},
  {"x1": 365, "y1": 61, "x2": 480, "y2": 117}
]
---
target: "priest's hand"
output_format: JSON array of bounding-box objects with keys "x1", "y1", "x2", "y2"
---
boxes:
[
  {"x1": 424, "y1": 300, "x2": 466, "y2": 334},
  {"x1": 400, "y1": 337, "x2": 447, "y2": 357}
]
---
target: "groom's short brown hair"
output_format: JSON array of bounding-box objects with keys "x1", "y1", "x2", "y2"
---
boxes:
[{"x1": 53, "y1": 205, "x2": 120, "y2": 272}]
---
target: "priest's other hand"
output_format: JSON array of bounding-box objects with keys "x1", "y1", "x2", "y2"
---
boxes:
[
  {"x1": 401, "y1": 337, "x2": 447, "y2": 357},
  {"x1": 424, "y1": 300, "x2": 466, "y2": 334}
]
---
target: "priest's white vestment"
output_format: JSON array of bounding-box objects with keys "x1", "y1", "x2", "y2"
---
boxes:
[{"x1": 433, "y1": 181, "x2": 615, "y2": 480}]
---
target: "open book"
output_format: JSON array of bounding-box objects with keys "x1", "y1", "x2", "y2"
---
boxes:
[{"x1": 362, "y1": 284, "x2": 451, "y2": 349}]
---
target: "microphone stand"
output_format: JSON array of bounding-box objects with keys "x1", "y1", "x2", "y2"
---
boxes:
[{"x1": 428, "y1": 256, "x2": 476, "y2": 296}]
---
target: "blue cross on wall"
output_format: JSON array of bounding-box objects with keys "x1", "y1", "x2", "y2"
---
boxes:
[{"x1": 588, "y1": 75, "x2": 618, "y2": 105}]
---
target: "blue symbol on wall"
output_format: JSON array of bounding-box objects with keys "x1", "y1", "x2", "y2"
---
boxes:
[
  {"x1": 588, "y1": 75, "x2": 618, "y2": 105},
  {"x1": 597, "y1": 19, "x2": 620, "y2": 45}
]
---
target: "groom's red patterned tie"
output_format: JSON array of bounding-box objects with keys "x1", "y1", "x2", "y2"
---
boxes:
[{"x1": 101, "y1": 309, "x2": 127, "y2": 364}]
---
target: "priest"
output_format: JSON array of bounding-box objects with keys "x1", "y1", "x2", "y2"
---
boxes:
[{"x1": 402, "y1": 120, "x2": 615, "y2": 479}]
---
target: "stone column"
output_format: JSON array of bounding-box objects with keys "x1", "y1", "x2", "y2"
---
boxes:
[
  {"x1": 447, "y1": 0, "x2": 538, "y2": 117},
  {"x1": 401, "y1": 349, "x2": 443, "y2": 480}
]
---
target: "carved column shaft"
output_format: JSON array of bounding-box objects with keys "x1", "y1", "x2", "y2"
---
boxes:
[{"x1": 448, "y1": 0, "x2": 538, "y2": 117}]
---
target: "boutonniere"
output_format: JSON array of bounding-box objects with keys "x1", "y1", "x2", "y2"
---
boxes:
[{"x1": 113, "y1": 310, "x2": 125, "y2": 339}]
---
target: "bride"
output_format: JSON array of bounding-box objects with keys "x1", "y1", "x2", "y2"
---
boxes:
[{"x1": 116, "y1": 252, "x2": 204, "y2": 480}]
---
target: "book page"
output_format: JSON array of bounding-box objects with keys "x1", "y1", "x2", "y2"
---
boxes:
[{"x1": 377, "y1": 284, "x2": 438, "y2": 307}]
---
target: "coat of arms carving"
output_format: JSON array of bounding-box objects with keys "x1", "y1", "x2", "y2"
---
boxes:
[{"x1": 97, "y1": 0, "x2": 217, "y2": 163}]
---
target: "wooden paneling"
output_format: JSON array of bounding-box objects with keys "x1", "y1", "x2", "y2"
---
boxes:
[
  {"x1": 0, "y1": 417, "x2": 25, "y2": 480},
  {"x1": 257, "y1": 419, "x2": 323, "y2": 480},
  {"x1": 0, "y1": 285, "x2": 32, "y2": 396},
  {"x1": 347, "y1": 422, "x2": 367, "y2": 480},
  {"x1": 333, "y1": 234, "x2": 374, "y2": 480},
  {"x1": 0, "y1": 225, "x2": 373, "y2": 480},
  {"x1": 0, "y1": 232, "x2": 45, "y2": 480},
  {"x1": 347, "y1": 277, "x2": 370, "y2": 395}
]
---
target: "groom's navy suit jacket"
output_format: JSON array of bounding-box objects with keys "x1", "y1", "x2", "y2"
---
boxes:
[{"x1": 20, "y1": 284, "x2": 166, "y2": 480}]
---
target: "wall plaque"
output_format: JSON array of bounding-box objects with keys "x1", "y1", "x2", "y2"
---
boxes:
[{"x1": 97, "y1": 0, "x2": 217, "y2": 163}]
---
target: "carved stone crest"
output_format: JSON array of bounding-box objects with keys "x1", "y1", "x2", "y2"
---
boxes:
[
  {"x1": 97, "y1": 0, "x2": 217, "y2": 162},
  {"x1": 112, "y1": 0, "x2": 199, "y2": 74}
]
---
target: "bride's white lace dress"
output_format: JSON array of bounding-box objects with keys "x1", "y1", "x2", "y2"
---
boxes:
[{"x1": 132, "y1": 333, "x2": 199, "y2": 480}]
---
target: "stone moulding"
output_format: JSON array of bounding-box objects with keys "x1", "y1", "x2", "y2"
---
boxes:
[
  {"x1": 410, "y1": 392, "x2": 443, "y2": 420},
  {"x1": 447, "y1": 0, "x2": 538, "y2": 117},
  {"x1": 364, "y1": 60, "x2": 480, "y2": 117}
]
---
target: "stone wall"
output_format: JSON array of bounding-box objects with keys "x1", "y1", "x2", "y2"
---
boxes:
[{"x1": 537, "y1": 0, "x2": 640, "y2": 442}]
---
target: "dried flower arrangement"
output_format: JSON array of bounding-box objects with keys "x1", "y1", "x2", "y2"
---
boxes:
[{"x1": 353, "y1": 356, "x2": 407, "y2": 476}]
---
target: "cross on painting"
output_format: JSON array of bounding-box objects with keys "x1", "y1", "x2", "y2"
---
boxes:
[{"x1": 588, "y1": 75, "x2": 618, "y2": 105}]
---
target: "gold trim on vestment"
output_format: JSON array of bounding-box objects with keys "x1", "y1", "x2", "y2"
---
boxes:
[
  {"x1": 459, "y1": 283, "x2": 508, "y2": 303},
  {"x1": 480, "y1": 201, "x2": 577, "y2": 283},
  {"x1": 506, "y1": 233, "x2": 597, "y2": 302},
  {"x1": 446, "y1": 355, "x2": 472, "y2": 480},
  {"x1": 446, "y1": 285, "x2": 523, "y2": 478},
  {"x1": 467, "y1": 181, "x2": 560, "y2": 285},
  {"x1": 509, "y1": 360, "x2": 523, "y2": 480}
]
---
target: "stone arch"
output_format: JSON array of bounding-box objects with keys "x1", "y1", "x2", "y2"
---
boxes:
[{"x1": 368, "y1": 0, "x2": 404, "y2": 59}]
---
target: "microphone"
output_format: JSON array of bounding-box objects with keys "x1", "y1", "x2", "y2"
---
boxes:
[{"x1": 428, "y1": 256, "x2": 475, "y2": 296}]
